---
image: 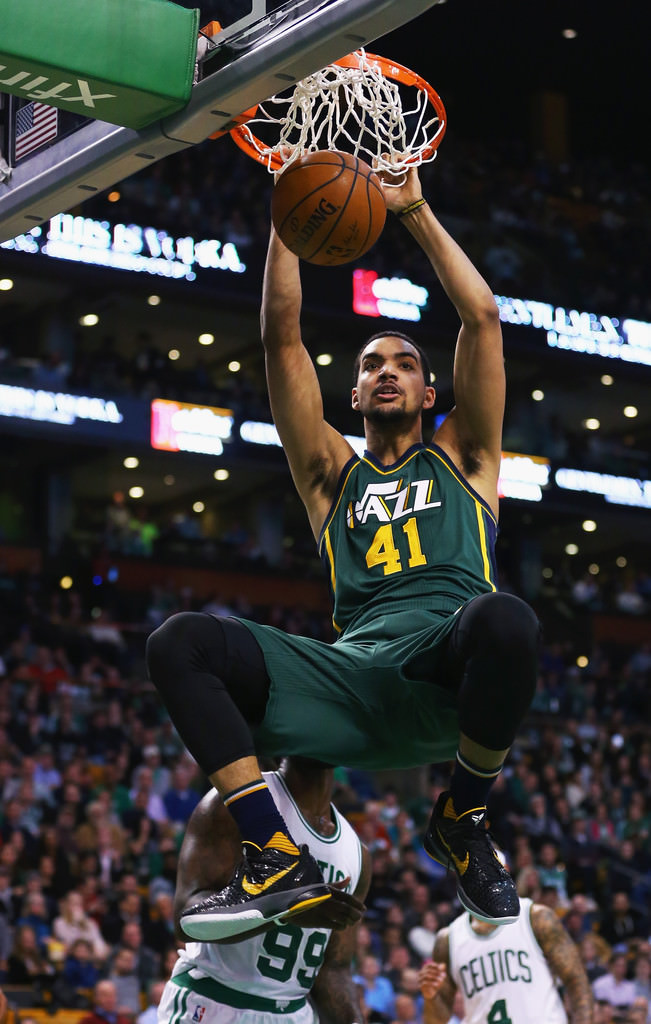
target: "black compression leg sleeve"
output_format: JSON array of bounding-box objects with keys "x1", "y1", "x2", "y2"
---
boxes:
[
  {"x1": 145, "y1": 612, "x2": 271, "y2": 776},
  {"x1": 446, "y1": 592, "x2": 540, "y2": 750}
]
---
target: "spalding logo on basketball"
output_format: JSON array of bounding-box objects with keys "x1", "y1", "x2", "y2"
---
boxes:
[{"x1": 271, "y1": 150, "x2": 386, "y2": 267}]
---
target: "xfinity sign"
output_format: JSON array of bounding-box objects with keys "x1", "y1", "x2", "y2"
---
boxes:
[{"x1": 0, "y1": 67, "x2": 115, "y2": 108}]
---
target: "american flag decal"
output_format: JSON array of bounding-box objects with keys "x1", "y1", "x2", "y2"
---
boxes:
[{"x1": 14, "y1": 102, "x2": 58, "y2": 162}]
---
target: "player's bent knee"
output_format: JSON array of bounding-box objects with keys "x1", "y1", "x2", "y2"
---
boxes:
[
  {"x1": 146, "y1": 611, "x2": 227, "y2": 690},
  {"x1": 466, "y1": 592, "x2": 540, "y2": 656}
]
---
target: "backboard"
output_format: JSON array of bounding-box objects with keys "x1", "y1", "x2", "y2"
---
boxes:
[{"x1": 0, "y1": 0, "x2": 446, "y2": 244}]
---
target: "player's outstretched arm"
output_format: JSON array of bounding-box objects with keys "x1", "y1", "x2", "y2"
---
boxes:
[
  {"x1": 530, "y1": 904, "x2": 595, "y2": 1024},
  {"x1": 420, "y1": 929, "x2": 457, "y2": 1024},
  {"x1": 260, "y1": 226, "x2": 354, "y2": 538},
  {"x1": 310, "y1": 846, "x2": 372, "y2": 1024},
  {"x1": 379, "y1": 168, "x2": 505, "y2": 504}
]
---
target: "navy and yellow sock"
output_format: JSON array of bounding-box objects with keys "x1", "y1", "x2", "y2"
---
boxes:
[
  {"x1": 449, "y1": 752, "x2": 504, "y2": 817},
  {"x1": 224, "y1": 779, "x2": 299, "y2": 855}
]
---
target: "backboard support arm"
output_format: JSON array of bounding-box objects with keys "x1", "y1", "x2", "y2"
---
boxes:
[{"x1": 0, "y1": 0, "x2": 445, "y2": 244}]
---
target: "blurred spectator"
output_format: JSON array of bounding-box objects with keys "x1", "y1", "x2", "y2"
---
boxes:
[
  {"x1": 16, "y1": 891, "x2": 52, "y2": 953},
  {"x1": 132, "y1": 747, "x2": 170, "y2": 798},
  {"x1": 162, "y1": 763, "x2": 201, "y2": 826},
  {"x1": 535, "y1": 840, "x2": 569, "y2": 904},
  {"x1": 390, "y1": 992, "x2": 420, "y2": 1024},
  {"x1": 114, "y1": 921, "x2": 159, "y2": 993},
  {"x1": 79, "y1": 979, "x2": 132, "y2": 1024},
  {"x1": 632, "y1": 954, "x2": 651, "y2": 1010},
  {"x1": 580, "y1": 933, "x2": 609, "y2": 983},
  {"x1": 52, "y1": 891, "x2": 110, "y2": 962},
  {"x1": 592, "y1": 953, "x2": 637, "y2": 1009},
  {"x1": 521, "y1": 792, "x2": 564, "y2": 849},
  {"x1": 128, "y1": 769, "x2": 167, "y2": 825},
  {"x1": 629, "y1": 998, "x2": 649, "y2": 1024},
  {"x1": 136, "y1": 980, "x2": 167, "y2": 1024},
  {"x1": 353, "y1": 954, "x2": 396, "y2": 1021},
  {"x1": 594, "y1": 1001, "x2": 617, "y2": 1024},
  {"x1": 407, "y1": 908, "x2": 438, "y2": 961},
  {"x1": 6, "y1": 923, "x2": 55, "y2": 986},
  {"x1": 600, "y1": 892, "x2": 649, "y2": 948},
  {"x1": 107, "y1": 947, "x2": 141, "y2": 1017},
  {"x1": 143, "y1": 893, "x2": 176, "y2": 955},
  {"x1": 62, "y1": 937, "x2": 100, "y2": 993}
]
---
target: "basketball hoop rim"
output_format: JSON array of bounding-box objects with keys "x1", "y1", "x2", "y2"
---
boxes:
[{"x1": 229, "y1": 50, "x2": 447, "y2": 170}]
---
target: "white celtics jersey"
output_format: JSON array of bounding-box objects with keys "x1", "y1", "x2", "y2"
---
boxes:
[
  {"x1": 448, "y1": 899, "x2": 567, "y2": 1024},
  {"x1": 175, "y1": 770, "x2": 363, "y2": 1006}
]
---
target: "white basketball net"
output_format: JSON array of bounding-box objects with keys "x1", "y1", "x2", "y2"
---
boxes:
[{"x1": 236, "y1": 49, "x2": 444, "y2": 181}]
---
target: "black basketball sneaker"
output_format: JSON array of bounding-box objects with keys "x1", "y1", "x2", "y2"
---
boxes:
[
  {"x1": 181, "y1": 837, "x2": 332, "y2": 940},
  {"x1": 424, "y1": 791, "x2": 520, "y2": 925}
]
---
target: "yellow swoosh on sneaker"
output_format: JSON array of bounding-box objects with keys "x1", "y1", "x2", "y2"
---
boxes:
[
  {"x1": 451, "y1": 850, "x2": 470, "y2": 875},
  {"x1": 241, "y1": 861, "x2": 299, "y2": 896},
  {"x1": 437, "y1": 830, "x2": 469, "y2": 875}
]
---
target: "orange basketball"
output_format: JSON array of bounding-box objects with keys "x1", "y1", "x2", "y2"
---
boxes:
[{"x1": 271, "y1": 150, "x2": 386, "y2": 266}]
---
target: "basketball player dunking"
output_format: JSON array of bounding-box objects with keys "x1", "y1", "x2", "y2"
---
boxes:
[
  {"x1": 146, "y1": 165, "x2": 540, "y2": 938},
  {"x1": 419, "y1": 898, "x2": 594, "y2": 1023}
]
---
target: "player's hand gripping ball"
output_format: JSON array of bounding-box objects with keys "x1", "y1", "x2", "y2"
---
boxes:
[{"x1": 271, "y1": 149, "x2": 386, "y2": 266}]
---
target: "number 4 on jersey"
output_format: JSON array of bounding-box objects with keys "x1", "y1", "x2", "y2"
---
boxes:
[{"x1": 487, "y1": 998, "x2": 512, "y2": 1023}]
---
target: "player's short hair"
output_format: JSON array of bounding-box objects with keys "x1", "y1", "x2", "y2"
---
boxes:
[{"x1": 352, "y1": 331, "x2": 432, "y2": 387}]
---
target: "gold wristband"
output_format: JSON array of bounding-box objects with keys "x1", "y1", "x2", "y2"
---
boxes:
[{"x1": 396, "y1": 198, "x2": 427, "y2": 219}]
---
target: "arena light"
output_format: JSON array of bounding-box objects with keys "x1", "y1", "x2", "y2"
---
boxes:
[
  {"x1": 228, "y1": 360, "x2": 241, "y2": 372},
  {"x1": 79, "y1": 313, "x2": 99, "y2": 326},
  {"x1": 556, "y1": 467, "x2": 651, "y2": 509},
  {"x1": 316, "y1": 353, "x2": 333, "y2": 366},
  {"x1": 214, "y1": 469, "x2": 230, "y2": 481},
  {"x1": 623, "y1": 405, "x2": 638, "y2": 418},
  {"x1": 151, "y1": 399, "x2": 233, "y2": 457},
  {"x1": 0, "y1": 278, "x2": 13, "y2": 290},
  {"x1": 129, "y1": 486, "x2": 144, "y2": 499},
  {"x1": 582, "y1": 519, "x2": 597, "y2": 532},
  {"x1": 198, "y1": 333, "x2": 214, "y2": 346},
  {"x1": 147, "y1": 295, "x2": 161, "y2": 306},
  {"x1": 193, "y1": 501, "x2": 205, "y2": 513},
  {"x1": 498, "y1": 452, "x2": 550, "y2": 502},
  {"x1": 353, "y1": 268, "x2": 429, "y2": 322},
  {"x1": 494, "y1": 295, "x2": 651, "y2": 367},
  {"x1": 123, "y1": 456, "x2": 139, "y2": 469},
  {"x1": 565, "y1": 543, "x2": 579, "y2": 555}
]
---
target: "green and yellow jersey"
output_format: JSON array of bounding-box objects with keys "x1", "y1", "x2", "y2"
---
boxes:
[{"x1": 319, "y1": 442, "x2": 498, "y2": 638}]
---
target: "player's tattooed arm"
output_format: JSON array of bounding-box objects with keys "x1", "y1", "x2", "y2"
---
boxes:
[
  {"x1": 421, "y1": 928, "x2": 457, "y2": 1024},
  {"x1": 310, "y1": 845, "x2": 371, "y2": 1023},
  {"x1": 530, "y1": 904, "x2": 595, "y2": 1024}
]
